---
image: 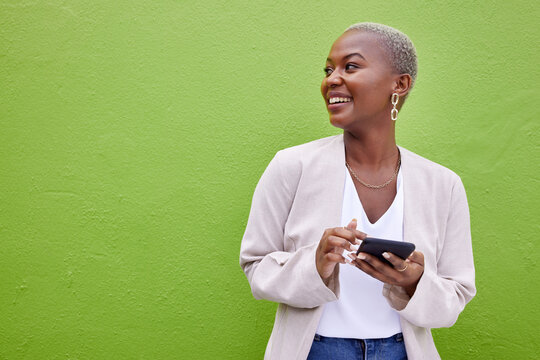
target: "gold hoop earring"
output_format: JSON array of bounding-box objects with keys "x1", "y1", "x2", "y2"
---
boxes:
[{"x1": 391, "y1": 93, "x2": 399, "y2": 121}]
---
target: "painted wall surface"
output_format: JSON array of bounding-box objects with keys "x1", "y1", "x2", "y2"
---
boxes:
[{"x1": 1, "y1": 0, "x2": 538, "y2": 358}]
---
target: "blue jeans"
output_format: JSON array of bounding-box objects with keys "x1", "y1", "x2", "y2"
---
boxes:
[{"x1": 307, "y1": 333, "x2": 407, "y2": 360}]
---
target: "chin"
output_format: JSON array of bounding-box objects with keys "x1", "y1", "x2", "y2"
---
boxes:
[{"x1": 328, "y1": 115, "x2": 349, "y2": 130}]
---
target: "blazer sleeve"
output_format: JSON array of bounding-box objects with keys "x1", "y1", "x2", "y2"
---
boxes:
[
  {"x1": 239, "y1": 151, "x2": 339, "y2": 309},
  {"x1": 383, "y1": 176, "x2": 476, "y2": 328}
]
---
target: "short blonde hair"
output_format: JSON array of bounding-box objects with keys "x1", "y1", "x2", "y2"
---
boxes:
[{"x1": 346, "y1": 22, "x2": 418, "y2": 88}]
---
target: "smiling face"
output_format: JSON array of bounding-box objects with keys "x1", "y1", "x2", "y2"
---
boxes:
[{"x1": 321, "y1": 30, "x2": 399, "y2": 130}]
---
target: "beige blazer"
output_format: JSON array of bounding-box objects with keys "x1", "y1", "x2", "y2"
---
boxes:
[{"x1": 240, "y1": 134, "x2": 476, "y2": 360}]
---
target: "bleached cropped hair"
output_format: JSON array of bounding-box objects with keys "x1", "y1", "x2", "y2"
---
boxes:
[{"x1": 346, "y1": 22, "x2": 418, "y2": 88}]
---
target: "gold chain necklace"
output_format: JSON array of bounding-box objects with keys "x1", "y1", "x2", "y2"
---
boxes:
[{"x1": 345, "y1": 151, "x2": 401, "y2": 190}]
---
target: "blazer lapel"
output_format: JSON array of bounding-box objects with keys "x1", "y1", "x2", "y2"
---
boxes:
[
  {"x1": 317, "y1": 134, "x2": 346, "y2": 229},
  {"x1": 399, "y1": 146, "x2": 427, "y2": 251},
  {"x1": 399, "y1": 146, "x2": 414, "y2": 246}
]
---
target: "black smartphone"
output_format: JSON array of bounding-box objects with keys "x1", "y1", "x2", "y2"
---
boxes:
[{"x1": 356, "y1": 237, "x2": 415, "y2": 266}]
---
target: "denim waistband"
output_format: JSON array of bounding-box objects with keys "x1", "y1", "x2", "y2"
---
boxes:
[
  {"x1": 313, "y1": 332, "x2": 403, "y2": 342},
  {"x1": 308, "y1": 332, "x2": 407, "y2": 360}
]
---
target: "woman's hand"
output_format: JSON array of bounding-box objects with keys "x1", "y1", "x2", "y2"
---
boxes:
[
  {"x1": 316, "y1": 219, "x2": 366, "y2": 282},
  {"x1": 349, "y1": 250, "x2": 425, "y2": 297}
]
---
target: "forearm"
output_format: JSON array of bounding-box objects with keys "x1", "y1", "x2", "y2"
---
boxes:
[{"x1": 243, "y1": 243, "x2": 339, "y2": 308}]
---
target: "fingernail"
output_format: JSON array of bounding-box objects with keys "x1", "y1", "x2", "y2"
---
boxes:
[
  {"x1": 352, "y1": 218, "x2": 357, "y2": 222},
  {"x1": 357, "y1": 254, "x2": 366, "y2": 260},
  {"x1": 382, "y1": 252, "x2": 390, "y2": 259}
]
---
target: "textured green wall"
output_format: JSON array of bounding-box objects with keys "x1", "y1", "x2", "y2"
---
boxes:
[{"x1": 1, "y1": 0, "x2": 538, "y2": 358}]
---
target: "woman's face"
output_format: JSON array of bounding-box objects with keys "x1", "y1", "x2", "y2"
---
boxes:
[{"x1": 321, "y1": 31, "x2": 397, "y2": 130}]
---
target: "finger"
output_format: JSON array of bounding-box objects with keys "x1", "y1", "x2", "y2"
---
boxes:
[
  {"x1": 343, "y1": 220, "x2": 367, "y2": 241},
  {"x1": 324, "y1": 235, "x2": 353, "y2": 253},
  {"x1": 407, "y1": 250, "x2": 424, "y2": 265},
  {"x1": 382, "y1": 252, "x2": 408, "y2": 271},
  {"x1": 323, "y1": 252, "x2": 346, "y2": 265},
  {"x1": 334, "y1": 227, "x2": 366, "y2": 245},
  {"x1": 339, "y1": 220, "x2": 367, "y2": 242},
  {"x1": 353, "y1": 229, "x2": 367, "y2": 241},
  {"x1": 333, "y1": 227, "x2": 361, "y2": 245},
  {"x1": 357, "y1": 252, "x2": 395, "y2": 275},
  {"x1": 349, "y1": 253, "x2": 394, "y2": 283},
  {"x1": 345, "y1": 218, "x2": 357, "y2": 230}
]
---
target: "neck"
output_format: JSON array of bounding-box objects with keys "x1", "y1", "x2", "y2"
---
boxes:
[{"x1": 343, "y1": 126, "x2": 398, "y2": 168}]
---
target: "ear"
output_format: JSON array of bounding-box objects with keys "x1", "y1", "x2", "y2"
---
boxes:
[{"x1": 392, "y1": 74, "x2": 412, "y2": 98}]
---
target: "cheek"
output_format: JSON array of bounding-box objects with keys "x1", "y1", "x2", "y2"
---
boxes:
[{"x1": 350, "y1": 77, "x2": 385, "y2": 100}]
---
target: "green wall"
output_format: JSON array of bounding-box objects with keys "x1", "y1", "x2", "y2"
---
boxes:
[{"x1": 1, "y1": 0, "x2": 538, "y2": 358}]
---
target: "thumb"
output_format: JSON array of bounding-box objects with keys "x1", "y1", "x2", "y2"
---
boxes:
[
  {"x1": 407, "y1": 250, "x2": 424, "y2": 266},
  {"x1": 346, "y1": 218, "x2": 366, "y2": 241},
  {"x1": 346, "y1": 218, "x2": 357, "y2": 230}
]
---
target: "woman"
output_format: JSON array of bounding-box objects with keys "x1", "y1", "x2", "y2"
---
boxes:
[{"x1": 240, "y1": 23, "x2": 475, "y2": 360}]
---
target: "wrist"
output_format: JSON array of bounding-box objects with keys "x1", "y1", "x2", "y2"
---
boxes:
[
  {"x1": 404, "y1": 283, "x2": 417, "y2": 297},
  {"x1": 404, "y1": 271, "x2": 423, "y2": 297}
]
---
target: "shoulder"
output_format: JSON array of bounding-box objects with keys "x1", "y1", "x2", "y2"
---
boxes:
[
  {"x1": 399, "y1": 146, "x2": 463, "y2": 189},
  {"x1": 271, "y1": 134, "x2": 343, "y2": 175},
  {"x1": 264, "y1": 134, "x2": 342, "y2": 188},
  {"x1": 276, "y1": 135, "x2": 342, "y2": 160},
  {"x1": 399, "y1": 147, "x2": 470, "y2": 222}
]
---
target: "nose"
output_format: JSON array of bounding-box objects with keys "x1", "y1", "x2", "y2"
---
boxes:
[{"x1": 326, "y1": 70, "x2": 343, "y2": 87}]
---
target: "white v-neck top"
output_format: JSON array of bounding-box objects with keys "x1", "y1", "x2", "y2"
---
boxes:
[{"x1": 316, "y1": 167, "x2": 404, "y2": 339}]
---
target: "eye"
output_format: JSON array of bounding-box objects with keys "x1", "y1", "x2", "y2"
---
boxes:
[
  {"x1": 345, "y1": 63, "x2": 359, "y2": 71},
  {"x1": 323, "y1": 67, "x2": 333, "y2": 76}
]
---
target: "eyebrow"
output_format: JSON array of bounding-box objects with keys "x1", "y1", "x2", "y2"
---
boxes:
[{"x1": 327, "y1": 52, "x2": 366, "y2": 62}]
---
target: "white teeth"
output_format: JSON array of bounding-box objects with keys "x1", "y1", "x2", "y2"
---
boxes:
[{"x1": 329, "y1": 97, "x2": 351, "y2": 104}]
